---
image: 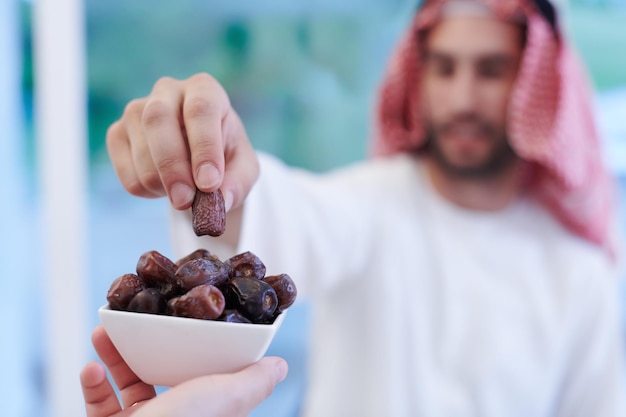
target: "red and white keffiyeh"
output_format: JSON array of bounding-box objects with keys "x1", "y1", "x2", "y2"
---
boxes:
[{"x1": 373, "y1": 0, "x2": 619, "y2": 258}]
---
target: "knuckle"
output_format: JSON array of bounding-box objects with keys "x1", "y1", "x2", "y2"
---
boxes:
[
  {"x1": 124, "y1": 177, "x2": 149, "y2": 197},
  {"x1": 188, "y1": 72, "x2": 230, "y2": 103},
  {"x1": 142, "y1": 99, "x2": 175, "y2": 129},
  {"x1": 155, "y1": 156, "x2": 180, "y2": 174},
  {"x1": 193, "y1": 140, "x2": 222, "y2": 163},
  {"x1": 123, "y1": 98, "x2": 146, "y2": 119},
  {"x1": 189, "y1": 72, "x2": 216, "y2": 85},
  {"x1": 105, "y1": 121, "x2": 124, "y2": 148},
  {"x1": 184, "y1": 96, "x2": 219, "y2": 120},
  {"x1": 153, "y1": 75, "x2": 177, "y2": 89},
  {"x1": 137, "y1": 170, "x2": 163, "y2": 193}
]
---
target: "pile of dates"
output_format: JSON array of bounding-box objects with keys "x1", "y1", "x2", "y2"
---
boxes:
[{"x1": 106, "y1": 249, "x2": 297, "y2": 324}]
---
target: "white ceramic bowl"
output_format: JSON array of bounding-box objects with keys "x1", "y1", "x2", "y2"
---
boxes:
[{"x1": 98, "y1": 304, "x2": 286, "y2": 387}]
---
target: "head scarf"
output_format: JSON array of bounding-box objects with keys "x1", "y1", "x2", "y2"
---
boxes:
[{"x1": 373, "y1": 0, "x2": 619, "y2": 259}]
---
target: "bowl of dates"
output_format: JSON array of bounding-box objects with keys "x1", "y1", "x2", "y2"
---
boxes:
[{"x1": 99, "y1": 248, "x2": 297, "y2": 387}]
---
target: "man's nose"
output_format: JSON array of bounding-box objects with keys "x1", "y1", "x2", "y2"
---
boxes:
[{"x1": 450, "y1": 70, "x2": 479, "y2": 113}]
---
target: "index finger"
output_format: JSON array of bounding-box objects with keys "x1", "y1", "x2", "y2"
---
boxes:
[
  {"x1": 141, "y1": 77, "x2": 195, "y2": 209},
  {"x1": 182, "y1": 73, "x2": 230, "y2": 192}
]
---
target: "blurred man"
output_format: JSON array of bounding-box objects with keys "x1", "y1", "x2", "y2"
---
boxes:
[{"x1": 105, "y1": 0, "x2": 626, "y2": 415}]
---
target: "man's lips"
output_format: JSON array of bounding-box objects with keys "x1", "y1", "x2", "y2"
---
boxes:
[{"x1": 438, "y1": 120, "x2": 493, "y2": 141}]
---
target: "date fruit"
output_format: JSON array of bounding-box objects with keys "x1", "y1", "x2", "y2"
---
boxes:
[
  {"x1": 175, "y1": 248, "x2": 214, "y2": 267},
  {"x1": 222, "y1": 277, "x2": 278, "y2": 323},
  {"x1": 219, "y1": 309, "x2": 252, "y2": 324},
  {"x1": 175, "y1": 257, "x2": 229, "y2": 291},
  {"x1": 168, "y1": 284, "x2": 225, "y2": 320},
  {"x1": 127, "y1": 288, "x2": 167, "y2": 315},
  {"x1": 136, "y1": 250, "x2": 181, "y2": 298},
  {"x1": 225, "y1": 251, "x2": 266, "y2": 280},
  {"x1": 192, "y1": 189, "x2": 226, "y2": 237},
  {"x1": 262, "y1": 273, "x2": 297, "y2": 314},
  {"x1": 105, "y1": 248, "x2": 296, "y2": 324},
  {"x1": 107, "y1": 273, "x2": 146, "y2": 311}
]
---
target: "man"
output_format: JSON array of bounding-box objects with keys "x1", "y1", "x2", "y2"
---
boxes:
[{"x1": 105, "y1": 0, "x2": 626, "y2": 415}]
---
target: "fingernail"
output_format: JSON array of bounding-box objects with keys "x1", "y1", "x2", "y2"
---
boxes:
[
  {"x1": 224, "y1": 190, "x2": 234, "y2": 212},
  {"x1": 197, "y1": 163, "x2": 221, "y2": 190},
  {"x1": 275, "y1": 360, "x2": 288, "y2": 383},
  {"x1": 170, "y1": 182, "x2": 195, "y2": 208}
]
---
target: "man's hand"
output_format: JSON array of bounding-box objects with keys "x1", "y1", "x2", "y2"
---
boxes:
[{"x1": 106, "y1": 73, "x2": 259, "y2": 214}]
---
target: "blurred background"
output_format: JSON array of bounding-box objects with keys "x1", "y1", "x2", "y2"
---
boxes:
[{"x1": 1, "y1": 0, "x2": 625, "y2": 416}]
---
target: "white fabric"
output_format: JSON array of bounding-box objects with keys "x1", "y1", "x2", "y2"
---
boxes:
[{"x1": 170, "y1": 152, "x2": 626, "y2": 417}]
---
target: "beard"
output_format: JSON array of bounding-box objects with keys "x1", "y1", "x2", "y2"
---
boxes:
[{"x1": 422, "y1": 115, "x2": 519, "y2": 179}]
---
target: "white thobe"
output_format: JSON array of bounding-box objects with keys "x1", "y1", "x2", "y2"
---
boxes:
[{"x1": 171, "y1": 152, "x2": 626, "y2": 417}]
